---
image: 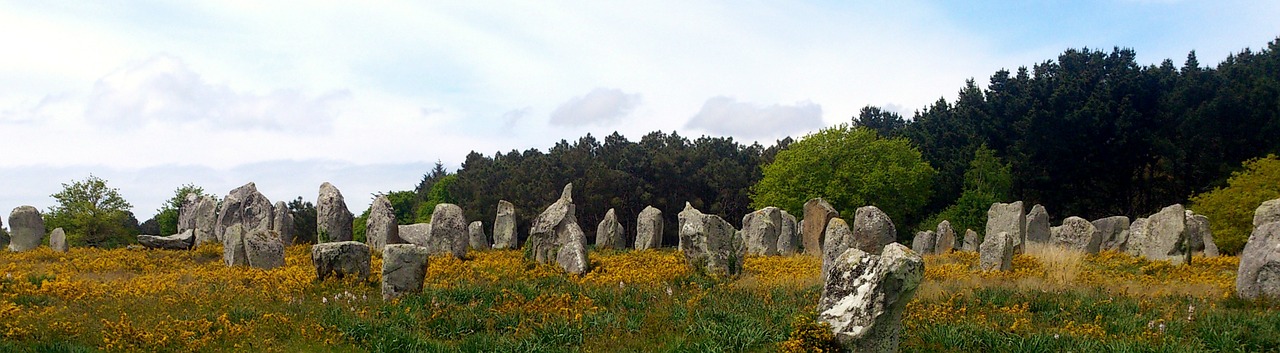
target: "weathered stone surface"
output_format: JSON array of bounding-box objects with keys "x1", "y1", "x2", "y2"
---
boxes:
[
  {"x1": 1025, "y1": 204, "x2": 1050, "y2": 244},
  {"x1": 962, "y1": 229, "x2": 979, "y2": 252},
  {"x1": 316, "y1": 182, "x2": 353, "y2": 243},
  {"x1": 635, "y1": 206, "x2": 663, "y2": 250},
  {"x1": 428, "y1": 204, "x2": 468, "y2": 259},
  {"x1": 980, "y1": 231, "x2": 1014, "y2": 271},
  {"x1": 852, "y1": 206, "x2": 896, "y2": 255},
  {"x1": 528, "y1": 184, "x2": 589, "y2": 274},
  {"x1": 677, "y1": 204, "x2": 745, "y2": 277},
  {"x1": 912, "y1": 231, "x2": 935, "y2": 255},
  {"x1": 1051, "y1": 216, "x2": 1103, "y2": 253},
  {"x1": 493, "y1": 200, "x2": 517, "y2": 250},
  {"x1": 244, "y1": 229, "x2": 285, "y2": 269},
  {"x1": 215, "y1": 183, "x2": 274, "y2": 243},
  {"x1": 138, "y1": 229, "x2": 196, "y2": 250},
  {"x1": 1092, "y1": 216, "x2": 1130, "y2": 252},
  {"x1": 190, "y1": 196, "x2": 218, "y2": 246},
  {"x1": 469, "y1": 221, "x2": 490, "y2": 250},
  {"x1": 272, "y1": 201, "x2": 296, "y2": 246},
  {"x1": 8, "y1": 206, "x2": 44, "y2": 252},
  {"x1": 1185, "y1": 211, "x2": 1217, "y2": 257},
  {"x1": 178, "y1": 193, "x2": 199, "y2": 232},
  {"x1": 677, "y1": 203, "x2": 701, "y2": 251},
  {"x1": 818, "y1": 243, "x2": 923, "y2": 352},
  {"x1": 803, "y1": 198, "x2": 839, "y2": 256},
  {"x1": 311, "y1": 241, "x2": 371, "y2": 281},
  {"x1": 223, "y1": 225, "x2": 248, "y2": 266},
  {"x1": 778, "y1": 210, "x2": 799, "y2": 255},
  {"x1": 397, "y1": 223, "x2": 430, "y2": 247},
  {"x1": 381, "y1": 244, "x2": 430, "y2": 300},
  {"x1": 935, "y1": 221, "x2": 956, "y2": 254},
  {"x1": 1238, "y1": 221, "x2": 1280, "y2": 299},
  {"x1": 1127, "y1": 204, "x2": 1188, "y2": 263},
  {"x1": 741, "y1": 207, "x2": 782, "y2": 256},
  {"x1": 365, "y1": 195, "x2": 398, "y2": 252},
  {"x1": 595, "y1": 209, "x2": 624, "y2": 249},
  {"x1": 1254, "y1": 199, "x2": 1280, "y2": 230},
  {"x1": 50, "y1": 228, "x2": 67, "y2": 252},
  {"x1": 821, "y1": 218, "x2": 859, "y2": 282},
  {"x1": 986, "y1": 201, "x2": 1026, "y2": 253}
]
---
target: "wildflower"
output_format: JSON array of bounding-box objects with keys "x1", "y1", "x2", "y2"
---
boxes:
[
  {"x1": 665, "y1": 287, "x2": 673, "y2": 296},
  {"x1": 322, "y1": 297, "x2": 328, "y2": 304}
]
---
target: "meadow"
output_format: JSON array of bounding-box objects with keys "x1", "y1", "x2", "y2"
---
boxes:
[{"x1": 0, "y1": 243, "x2": 1277, "y2": 352}]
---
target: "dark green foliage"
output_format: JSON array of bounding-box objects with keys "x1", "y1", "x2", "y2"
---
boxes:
[
  {"x1": 152, "y1": 184, "x2": 210, "y2": 236},
  {"x1": 287, "y1": 197, "x2": 318, "y2": 244},
  {"x1": 451, "y1": 131, "x2": 768, "y2": 247},
  {"x1": 920, "y1": 145, "x2": 1012, "y2": 237}
]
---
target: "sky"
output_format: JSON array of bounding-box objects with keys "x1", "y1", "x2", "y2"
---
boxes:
[{"x1": 2, "y1": 1, "x2": 1278, "y2": 222}]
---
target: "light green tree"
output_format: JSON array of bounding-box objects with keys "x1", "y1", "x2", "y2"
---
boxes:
[
  {"x1": 919, "y1": 144, "x2": 1012, "y2": 241},
  {"x1": 750, "y1": 125, "x2": 935, "y2": 240},
  {"x1": 45, "y1": 175, "x2": 135, "y2": 248},
  {"x1": 1190, "y1": 154, "x2": 1280, "y2": 255}
]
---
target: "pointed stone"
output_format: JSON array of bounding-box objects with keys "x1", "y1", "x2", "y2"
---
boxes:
[
  {"x1": 595, "y1": 209, "x2": 624, "y2": 249},
  {"x1": 962, "y1": 229, "x2": 980, "y2": 252},
  {"x1": 677, "y1": 204, "x2": 744, "y2": 276},
  {"x1": 986, "y1": 201, "x2": 1026, "y2": 254},
  {"x1": 272, "y1": 201, "x2": 296, "y2": 246},
  {"x1": 469, "y1": 221, "x2": 490, "y2": 250},
  {"x1": 635, "y1": 206, "x2": 663, "y2": 250},
  {"x1": 316, "y1": 182, "x2": 353, "y2": 242},
  {"x1": 934, "y1": 220, "x2": 956, "y2": 254},
  {"x1": 803, "y1": 198, "x2": 839, "y2": 256},
  {"x1": 742, "y1": 207, "x2": 782, "y2": 256},
  {"x1": 365, "y1": 195, "x2": 399, "y2": 252},
  {"x1": 191, "y1": 196, "x2": 218, "y2": 246},
  {"x1": 215, "y1": 182, "x2": 274, "y2": 243},
  {"x1": 912, "y1": 231, "x2": 935, "y2": 254},
  {"x1": 493, "y1": 200, "x2": 518, "y2": 249},
  {"x1": 852, "y1": 206, "x2": 895, "y2": 255},
  {"x1": 428, "y1": 204, "x2": 468, "y2": 259},
  {"x1": 528, "y1": 183, "x2": 589, "y2": 274},
  {"x1": 777, "y1": 210, "x2": 799, "y2": 255},
  {"x1": 1025, "y1": 204, "x2": 1050, "y2": 244}
]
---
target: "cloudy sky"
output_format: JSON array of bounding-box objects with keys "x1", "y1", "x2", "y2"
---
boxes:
[{"x1": 2, "y1": 1, "x2": 1278, "y2": 221}]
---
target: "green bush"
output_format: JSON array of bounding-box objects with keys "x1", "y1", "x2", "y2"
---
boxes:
[{"x1": 1189, "y1": 154, "x2": 1280, "y2": 255}]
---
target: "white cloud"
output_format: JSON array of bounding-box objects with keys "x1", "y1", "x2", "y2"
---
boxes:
[
  {"x1": 684, "y1": 97, "x2": 824, "y2": 140},
  {"x1": 548, "y1": 88, "x2": 641, "y2": 127},
  {"x1": 85, "y1": 54, "x2": 349, "y2": 132}
]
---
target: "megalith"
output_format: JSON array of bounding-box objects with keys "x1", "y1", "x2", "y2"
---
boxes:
[
  {"x1": 677, "y1": 204, "x2": 745, "y2": 277},
  {"x1": 316, "y1": 182, "x2": 353, "y2": 243},
  {"x1": 635, "y1": 206, "x2": 663, "y2": 250},
  {"x1": 818, "y1": 243, "x2": 923, "y2": 353},
  {"x1": 803, "y1": 198, "x2": 839, "y2": 256},
  {"x1": 528, "y1": 184, "x2": 589, "y2": 274}
]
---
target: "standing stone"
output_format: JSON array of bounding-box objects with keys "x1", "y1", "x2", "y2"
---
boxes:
[
  {"x1": 1025, "y1": 204, "x2": 1051, "y2": 244},
  {"x1": 1051, "y1": 216, "x2": 1103, "y2": 253},
  {"x1": 272, "y1": 201, "x2": 296, "y2": 246},
  {"x1": 177, "y1": 193, "x2": 200, "y2": 232},
  {"x1": 191, "y1": 196, "x2": 218, "y2": 246},
  {"x1": 986, "y1": 201, "x2": 1026, "y2": 254},
  {"x1": 677, "y1": 204, "x2": 745, "y2": 277},
  {"x1": 1127, "y1": 204, "x2": 1188, "y2": 263},
  {"x1": 934, "y1": 221, "x2": 956, "y2": 254},
  {"x1": 244, "y1": 229, "x2": 285, "y2": 269},
  {"x1": 311, "y1": 241, "x2": 371, "y2": 281},
  {"x1": 818, "y1": 243, "x2": 923, "y2": 353},
  {"x1": 365, "y1": 195, "x2": 399, "y2": 253},
  {"x1": 1238, "y1": 201, "x2": 1280, "y2": 299},
  {"x1": 428, "y1": 204, "x2": 468, "y2": 259},
  {"x1": 493, "y1": 200, "x2": 518, "y2": 250},
  {"x1": 49, "y1": 228, "x2": 68, "y2": 252},
  {"x1": 741, "y1": 207, "x2": 782, "y2": 256},
  {"x1": 635, "y1": 206, "x2": 664, "y2": 250},
  {"x1": 677, "y1": 203, "x2": 701, "y2": 251},
  {"x1": 316, "y1": 182, "x2": 353, "y2": 243},
  {"x1": 911, "y1": 231, "x2": 935, "y2": 255},
  {"x1": 397, "y1": 223, "x2": 431, "y2": 247},
  {"x1": 469, "y1": 221, "x2": 490, "y2": 250},
  {"x1": 803, "y1": 198, "x2": 839, "y2": 256},
  {"x1": 223, "y1": 225, "x2": 249, "y2": 266},
  {"x1": 595, "y1": 209, "x2": 624, "y2": 249},
  {"x1": 1254, "y1": 199, "x2": 1280, "y2": 230},
  {"x1": 1186, "y1": 212, "x2": 1218, "y2": 257},
  {"x1": 528, "y1": 184, "x2": 589, "y2": 274},
  {"x1": 979, "y1": 231, "x2": 1014, "y2": 271},
  {"x1": 138, "y1": 230, "x2": 196, "y2": 250},
  {"x1": 852, "y1": 206, "x2": 896, "y2": 255},
  {"x1": 823, "y1": 218, "x2": 855, "y2": 281},
  {"x1": 962, "y1": 229, "x2": 980, "y2": 252},
  {"x1": 1092, "y1": 216, "x2": 1131, "y2": 252},
  {"x1": 7, "y1": 206, "x2": 44, "y2": 252},
  {"x1": 215, "y1": 183, "x2": 274, "y2": 243},
  {"x1": 778, "y1": 210, "x2": 799, "y2": 255},
  {"x1": 381, "y1": 244, "x2": 430, "y2": 300}
]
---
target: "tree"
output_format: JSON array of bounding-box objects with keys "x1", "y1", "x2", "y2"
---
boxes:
[
  {"x1": 853, "y1": 105, "x2": 906, "y2": 138},
  {"x1": 45, "y1": 175, "x2": 135, "y2": 248},
  {"x1": 1189, "y1": 155, "x2": 1280, "y2": 255},
  {"x1": 919, "y1": 145, "x2": 1013, "y2": 240},
  {"x1": 152, "y1": 184, "x2": 208, "y2": 236},
  {"x1": 416, "y1": 174, "x2": 457, "y2": 222},
  {"x1": 288, "y1": 197, "x2": 318, "y2": 244},
  {"x1": 750, "y1": 125, "x2": 935, "y2": 241}
]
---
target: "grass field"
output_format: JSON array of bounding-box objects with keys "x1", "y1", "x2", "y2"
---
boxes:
[{"x1": 0, "y1": 243, "x2": 1277, "y2": 352}]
